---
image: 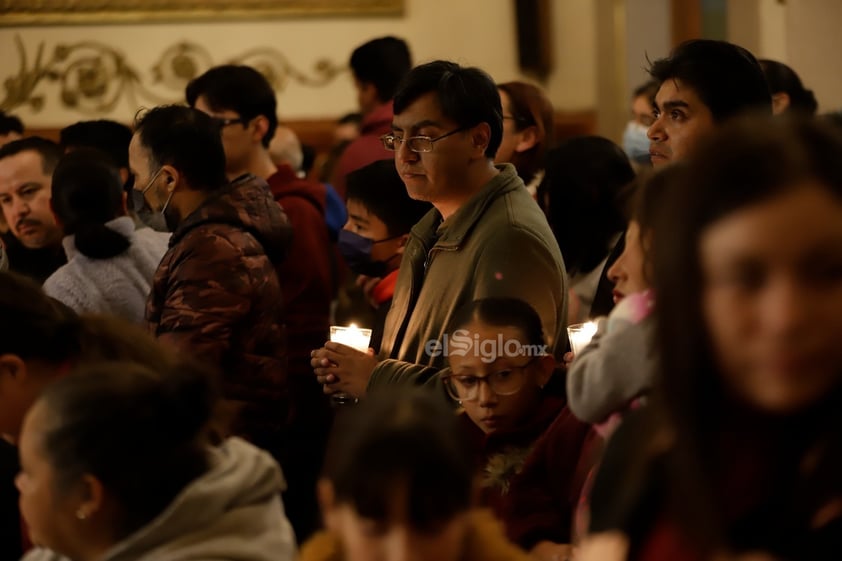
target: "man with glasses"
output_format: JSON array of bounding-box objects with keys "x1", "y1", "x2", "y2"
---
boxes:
[
  {"x1": 312, "y1": 60, "x2": 567, "y2": 399},
  {"x1": 186, "y1": 65, "x2": 335, "y2": 542}
]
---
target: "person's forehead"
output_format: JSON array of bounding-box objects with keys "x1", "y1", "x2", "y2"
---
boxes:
[
  {"x1": 0, "y1": 150, "x2": 49, "y2": 186},
  {"x1": 194, "y1": 95, "x2": 238, "y2": 117},
  {"x1": 655, "y1": 79, "x2": 706, "y2": 107},
  {"x1": 392, "y1": 92, "x2": 450, "y2": 129}
]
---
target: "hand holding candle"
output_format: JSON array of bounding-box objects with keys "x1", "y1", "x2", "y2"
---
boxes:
[
  {"x1": 329, "y1": 323, "x2": 372, "y2": 352},
  {"x1": 567, "y1": 321, "x2": 598, "y2": 355}
]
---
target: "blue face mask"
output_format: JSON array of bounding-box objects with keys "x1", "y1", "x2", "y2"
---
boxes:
[
  {"x1": 622, "y1": 121, "x2": 651, "y2": 164},
  {"x1": 338, "y1": 229, "x2": 401, "y2": 278}
]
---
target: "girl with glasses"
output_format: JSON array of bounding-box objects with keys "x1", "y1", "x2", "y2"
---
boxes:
[{"x1": 445, "y1": 298, "x2": 598, "y2": 561}]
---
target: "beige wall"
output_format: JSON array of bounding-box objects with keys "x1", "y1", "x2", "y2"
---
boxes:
[
  {"x1": 0, "y1": 0, "x2": 599, "y2": 129},
  {"x1": 728, "y1": 0, "x2": 841, "y2": 113},
  {"x1": 786, "y1": 0, "x2": 842, "y2": 112}
]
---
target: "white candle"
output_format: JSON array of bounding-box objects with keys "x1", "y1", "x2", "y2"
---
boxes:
[
  {"x1": 567, "y1": 321, "x2": 598, "y2": 355},
  {"x1": 329, "y1": 323, "x2": 372, "y2": 352}
]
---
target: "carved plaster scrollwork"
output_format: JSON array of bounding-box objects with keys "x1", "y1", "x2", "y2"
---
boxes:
[{"x1": 0, "y1": 35, "x2": 346, "y2": 116}]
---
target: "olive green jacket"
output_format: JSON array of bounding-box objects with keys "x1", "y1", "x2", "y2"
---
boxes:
[{"x1": 369, "y1": 164, "x2": 567, "y2": 391}]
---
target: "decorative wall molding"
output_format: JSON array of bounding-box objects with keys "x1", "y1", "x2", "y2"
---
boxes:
[
  {"x1": 0, "y1": 36, "x2": 346, "y2": 116},
  {"x1": 0, "y1": 0, "x2": 403, "y2": 26}
]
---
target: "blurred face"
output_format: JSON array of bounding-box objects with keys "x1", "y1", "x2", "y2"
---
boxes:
[
  {"x1": 702, "y1": 182, "x2": 842, "y2": 414},
  {"x1": 345, "y1": 198, "x2": 405, "y2": 269},
  {"x1": 447, "y1": 321, "x2": 553, "y2": 434},
  {"x1": 391, "y1": 92, "x2": 479, "y2": 205},
  {"x1": 193, "y1": 95, "x2": 262, "y2": 179},
  {"x1": 354, "y1": 78, "x2": 380, "y2": 116},
  {"x1": 0, "y1": 150, "x2": 61, "y2": 249},
  {"x1": 495, "y1": 89, "x2": 521, "y2": 164},
  {"x1": 324, "y1": 482, "x2": 470, "y2": 561},
  {"x1": 607, "y1": 221, "x2": 650, "y2": 304},
  {"x1": 648, "y1": 79, "x2": 715, "y2": 167},
  {"x1": 631, "y1": 94, "x2": 655, "y2": 127},
  {"x1": 16, "y1": 401, "x2": 82, "y2": 555}
]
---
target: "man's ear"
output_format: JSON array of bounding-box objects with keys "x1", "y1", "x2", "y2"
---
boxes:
[
  {"x1": 514, "y1": 125, "x2": 539, "y2": 153},
  {"x1": 0, "y1": 354, "x2": 28, "y2": 383},
  {"x1": 252, "y1": 115, "x2": 270, "y2": 145},
  {"x1": 161, "y1": 165, "x2": 180, "y2": 191},
  {"x1": 470, "y1": 123, "x2": 492, "y2": 158},
  {"x1": 396, "y1": 233, "x2": 410, "y2": 254}
]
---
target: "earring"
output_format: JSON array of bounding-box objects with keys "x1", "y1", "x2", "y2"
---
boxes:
[{"x1": 76, "y1": 507, "x2": 89, "y2": 521}]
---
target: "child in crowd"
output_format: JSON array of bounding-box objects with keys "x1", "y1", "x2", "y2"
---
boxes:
[
  {"x1": 338, "y1": 159, "x2": 431, "y2": 352},
  {"x1": 301, "y1": 387, "x2": 531, "y2": 561},
  {"x1": 565, "y1": 168, "x2": 676, "y2": 426},
  {"x1": 445, "y1": 297, "x2": 599, "y2": 561}
]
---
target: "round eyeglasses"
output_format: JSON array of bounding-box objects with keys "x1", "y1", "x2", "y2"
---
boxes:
[
  {"x1": 443, "y1": 357, "x2": 538, "y2": 402},
  {"x1": 380, "y1": 125, "x2": 470, "y2": 153}
]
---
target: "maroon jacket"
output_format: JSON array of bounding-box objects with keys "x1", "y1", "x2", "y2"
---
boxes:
[
  {"x1": 461, "y1": 395, "x2": 599, "y2": 550},
  {"x1": 146, "y1": 174, "x2": 292, "y2": 443},
  {"x1": 330, "y1": 102, "x2": 394, "y2": 199},
  {"x1": 266, "y1": 165, "x2": 334, "y2": 425}
]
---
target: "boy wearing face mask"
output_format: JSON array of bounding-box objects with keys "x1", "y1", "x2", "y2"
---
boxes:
[{"x1": 338, "y1": 159, "x2": 431, "y2": 353}]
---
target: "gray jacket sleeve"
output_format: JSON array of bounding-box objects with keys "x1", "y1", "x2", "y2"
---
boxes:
[{"x1": 566, "y1": 316, "x2": 656, "y2": 424}]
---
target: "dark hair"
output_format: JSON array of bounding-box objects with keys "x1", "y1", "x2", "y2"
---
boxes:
[
  {"x1": 537, "y1": 137, "x2": 635, "y2": 276},
  {"x1": 648, "y1": 39, "x2": 772, "y2": 122},
  {"x1": 323, "y1": 388, "x2": 473, "y2": 529},
  {"x1": 623, "y1": 164, "x2": 686, "y2": 286},
  {"x1": 37, "y1": 360, "x2": 217, "y2": 538},
  {"x1": 632, "y1": 80, "x2": 660, "y2": 101},
  {"x1": 345, "y1": 159, "x2": 431, "y2": 237},
  {"x1": 0, "y1": 271, "x2": 79, "y2": 363},
  {"x1": 0, "y1": 137, "x2": 62, "y2": 175},
  {"x1": 450, "y1": 297, "x2": 546, "y2": 349},
  {"x1": 0, "y1": 271, "x2": 182, "y2": 370},
  {"x1": 0, "y1": 111, "x2": 24, "y2": 136},
  {"x1": 349, "y1": 37, "x2": 412, "y2": 103},
  {"x1": 51, "y1": 149, "x2": 130, "y2": 260},
  {"x1": 652, "y1": 116, "x2": 842, "y2": 551},
  {"x1": 59, "y1": 120, "x2": 133, "y2": 169},
  {"x1": 133, "y1": 105, "x2": 228, "y2": 192},
  {"x1": 497, "y1": 81, "x2": 555, "y2": 183},
  {"x1": 758, "y1": 59, "x2": 818, "y2": 116},
  {"x1": 186, "y1": 65, "x2": 278, "y2": 148},
  {"x1": 395, "y1": 61, "x2": 503, "y2": 159}
]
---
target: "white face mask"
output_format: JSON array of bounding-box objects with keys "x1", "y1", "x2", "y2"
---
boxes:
[{"x1": 622, "y1": 121, "x2": 651, "y2": 164}]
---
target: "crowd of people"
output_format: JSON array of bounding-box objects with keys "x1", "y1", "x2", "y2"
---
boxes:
[{"x1": 0, "y1": 34, "x2": 840, "y2": 561}]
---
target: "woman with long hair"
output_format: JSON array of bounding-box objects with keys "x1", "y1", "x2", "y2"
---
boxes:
[{"x1": 580, "y1": 117, "x2": 842, "y2": 560}]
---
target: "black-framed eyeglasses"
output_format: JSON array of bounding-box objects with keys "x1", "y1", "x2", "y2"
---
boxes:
[
  {"x1": 380, "y1": 126, "x2": 470, "y2": 153},
  {"x1": 211, "y1": 116, "x2": 248, "y2": 129},
  {"x1": 443, "y1": 356, "x2": 539, "y2": 402}
]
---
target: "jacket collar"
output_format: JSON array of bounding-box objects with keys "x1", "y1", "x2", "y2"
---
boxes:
[
  {"x1": 410, "y1": 164, "x2": 524, "y2": 250},
  {"x1": 62, "y1": 216, "x2": 135, "y2": 260}
]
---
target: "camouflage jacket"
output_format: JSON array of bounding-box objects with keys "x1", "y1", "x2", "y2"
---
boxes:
[{"x1": 146, "y1": 174, "x2": 292, "y2": 441}]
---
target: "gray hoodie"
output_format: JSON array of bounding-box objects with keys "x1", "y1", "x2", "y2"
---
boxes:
[{"x1": 24, "y1": 438, "x2": 297, "y2": 561}]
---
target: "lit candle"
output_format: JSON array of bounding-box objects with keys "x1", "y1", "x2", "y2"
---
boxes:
[
  {"x1": 567, "y1": 321, "x2": 598, "y2": 355},
  {"x1": 329, "y1": 323, "x2": 373, "y2": 352}
]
